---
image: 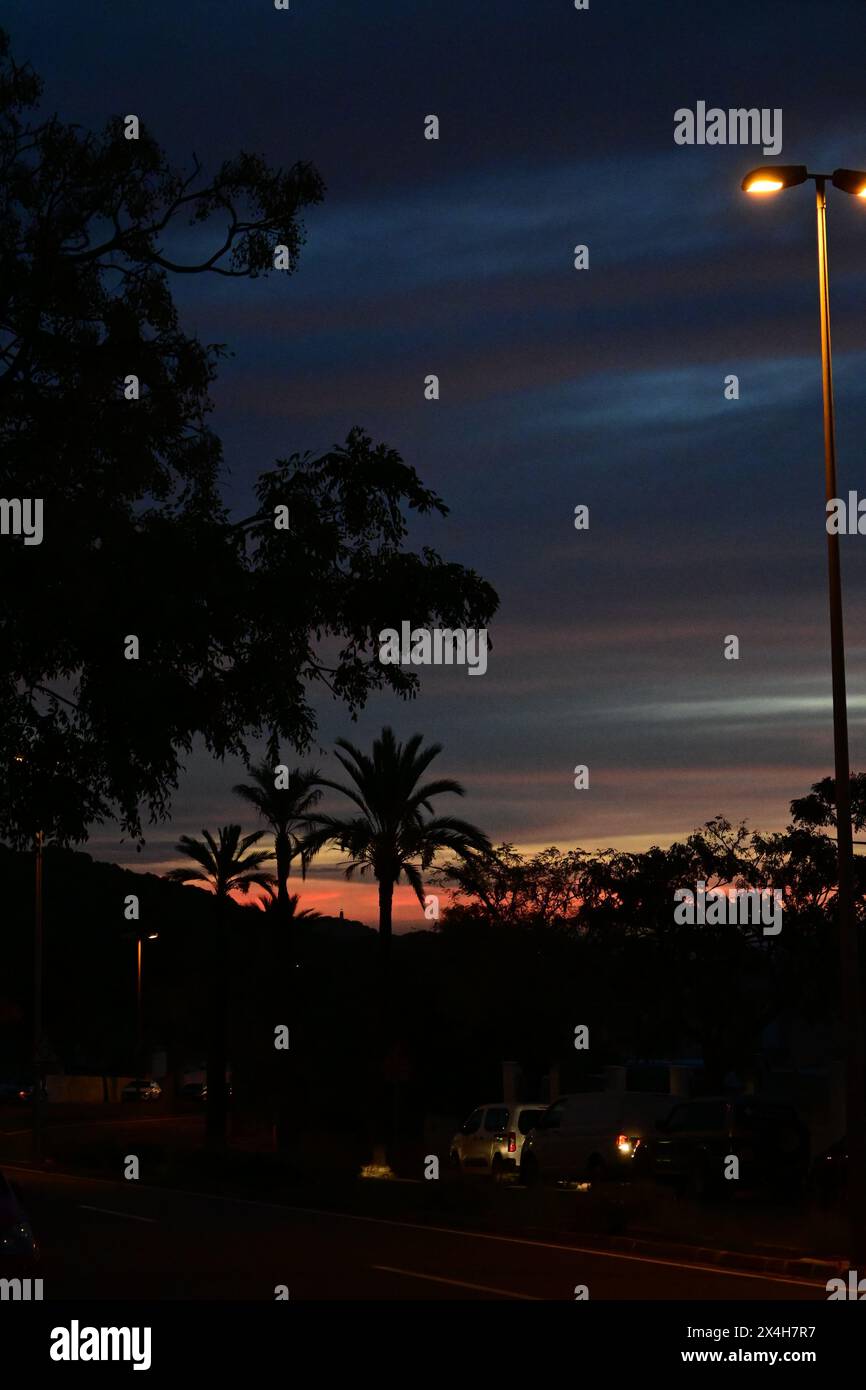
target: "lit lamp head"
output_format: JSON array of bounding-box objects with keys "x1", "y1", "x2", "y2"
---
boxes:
[
  {"x1": 742, "y1": 165, "x2": 808, "y2": 195},
  {"x1": 832, "y1": 168, "x2": 866, "y2": 198}
]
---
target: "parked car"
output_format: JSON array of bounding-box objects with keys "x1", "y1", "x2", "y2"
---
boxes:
[
  {"x1": 450, "y1": 1102, "x2": 546, "y2": 1178},
  {"x1": 121, "y1": 1079, "x2": 162, "y2": 1102},
  {"x1": 180, "y1": 1081, "x2": 206, "y2": 1101},
  {"x1": 520, "y1": 1091, "x2": 674, "y2": 1185},
  {"x1": 651, "y1": 1096, "x2": 810, "y2": 1198},
  {"x1": 0, "y1": 1169, "x2": 38, "y2": 1270}
]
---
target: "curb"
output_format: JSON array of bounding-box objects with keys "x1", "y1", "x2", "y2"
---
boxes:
[{"x1": 577, "y1": 1230, "x2": 845, "y2": 1280}]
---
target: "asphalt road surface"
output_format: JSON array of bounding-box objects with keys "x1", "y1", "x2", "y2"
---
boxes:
[{"x1": 6, "y1": 1165, "x2": 829, "y2": 1301}]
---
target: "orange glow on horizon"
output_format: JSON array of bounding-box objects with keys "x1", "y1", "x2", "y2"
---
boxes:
[{"x1": 158, "y1": 868, "x2": 456, "y2": 930}]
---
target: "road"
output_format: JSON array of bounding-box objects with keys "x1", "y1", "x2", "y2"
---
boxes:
[{"x1": 5, "y1": 1165, "x2": 829, "y2": 1301}]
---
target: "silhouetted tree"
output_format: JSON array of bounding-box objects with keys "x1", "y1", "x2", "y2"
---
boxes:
[
  {"x1": 257, "y1": 887, "x2": 321, "y2": 920},
  {"x1": 302, "y1": 728, "x2": 490, "y2": 1169},
  {"x1": 791, "y1": 773, "x2": 866, "y2": 834},
  {"x1": 439, "y1": 812, "x2": 844, "y2": 1089},
  {"x1": 166, "y1": 826, "x2": 273, "y2": 1145},
  {"x1": 233, "y1": 763, "x2": 321, "y2": 924},
  {"x1": 0, "y1": 31, "x2": 499, "y2": 845},
  {"x1": 304, "y1": 728, "x2": 491, "y2": 960},
  {"x1": 438, "y1": 844, "x2": 586, "y2": 926}
]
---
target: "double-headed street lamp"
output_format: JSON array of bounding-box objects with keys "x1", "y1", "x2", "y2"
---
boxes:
[{"x1": 743, "y1": 163, "x2": 866, "y2": 1263}]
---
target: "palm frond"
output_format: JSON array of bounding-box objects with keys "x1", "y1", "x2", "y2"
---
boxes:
[
  {"x1": 229, "y1": 869, "x2": 276, "y2": 896},
  {"x1": 401, "y1": 859, "x2": 427, "y2": 909},
  {"x1": 165, "y1": 866, "x2": 211, "y2": 887}
]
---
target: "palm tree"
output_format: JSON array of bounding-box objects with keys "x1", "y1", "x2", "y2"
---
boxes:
[
  {"x1": 231, "y1": 765, "x2": 321, "y2": 1158},
  {"x1": 168, "y1": 825, "x2": 275, "y2": 900},
  {"x1": 255, "y1": 886, "x2": 321, "y2": 920},
  {"x1": 303, "y1": 728, "x2": 490, "y2": 1174},
  {"x1": 166, "y1": 825, "x2": 274, "y2": 1145},
  {"x1": 302, "y1": 727, "x2": 491, "y2": 958},
  {"x1": 233, "y1": 762, "x2": 322, "y2": 921}
]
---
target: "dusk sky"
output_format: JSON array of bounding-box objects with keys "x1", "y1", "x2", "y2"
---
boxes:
[{"x1": 11, "y1": 0, "x2": 866, "y2": 923}]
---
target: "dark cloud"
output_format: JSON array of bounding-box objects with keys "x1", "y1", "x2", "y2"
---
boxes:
[{"x1": 9, "y1": 0, "x2": 866, "y2": 920}]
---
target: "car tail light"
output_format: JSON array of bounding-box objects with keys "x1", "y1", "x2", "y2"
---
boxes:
[
  {"x1": 507, "y1": 1132, "x2": 517, "y2": 1153},
  {"x1": 616, "y1": 1134, "x2": 634, "y2": 1154}
]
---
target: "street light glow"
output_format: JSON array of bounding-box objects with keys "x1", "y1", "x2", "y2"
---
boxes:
[
  {"x1": 741, "y1": 164, "x2": 808, "y2": 194},
  {"x1": 832, "y1": 168, "x2": 866, "y2": 197}
]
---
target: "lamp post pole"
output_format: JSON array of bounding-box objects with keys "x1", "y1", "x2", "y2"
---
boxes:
[
  {"x1": 743, "y1": 165, "x2": 866, "y2": 1263},
  {"x1": 745, "y1": 164, "x2": 866, "y2": 1264},
  {"x1": 133, "y1": 932, "x2": 159, "y2": 1091},
  {"x1": 814, "y1": 176, "x2": 866, "y2": 1265},
  {"x1": 136, "y1": 935, "x2": 143, "y2": 1086},
  {"x1": 33, "y1": 828, "x2": 44, "y2": 1163}
]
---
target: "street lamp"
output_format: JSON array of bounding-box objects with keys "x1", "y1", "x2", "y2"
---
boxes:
[
  {"x1": 743, "y1": 163, "x2": 866, "y2": 1264},
  {"x1": 135, "y1": 932, "x2": 159, "y2": 1085},
  {"x1": 742, "y1": 164, "x2": 808, "y2": 194}
]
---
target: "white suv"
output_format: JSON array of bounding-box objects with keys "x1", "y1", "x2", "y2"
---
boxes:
[{"x1": 450, "y1": 1102, "x2": 546, "y2": 1177}]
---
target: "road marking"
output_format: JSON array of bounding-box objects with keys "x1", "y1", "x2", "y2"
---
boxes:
[
  {"x1": 79, "y1": 1205, "x2": 156, "y2": 1224},
  {"x1": 5, "y1": 1162, "x2": 830, "y2": 1291},
  {"x1": 289, "y1": 1207, "x2": 828, "y2": 1290},
  {"x1": 373, "y1": 1264, "x2": 540, "y2": 1299}
]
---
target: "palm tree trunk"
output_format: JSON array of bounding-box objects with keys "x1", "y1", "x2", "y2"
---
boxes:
[
  {"x1": 206, "y1": 897, "x2": 229, "y2": 1148},
  {"x1": 275, "y1": 827, "x2": 294, "y2": 995},
  {"x1": 378, "y1": 877, "x2": 394, "y2": 958},
  {"x1": 372, "y1": 876, "x2": 396, "y2": 1171},
  {"x1": 276, "y1": 830, "x2": 290, "y2": 917}
]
